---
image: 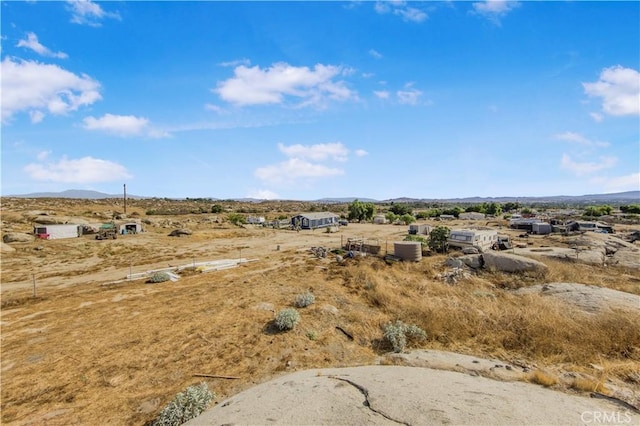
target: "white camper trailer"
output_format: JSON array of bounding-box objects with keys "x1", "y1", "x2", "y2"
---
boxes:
[
  {"x1": 447, "y1": 229, "x2": 498, "y2": 252},
  {"x1": 34, "y1": 224, "x2": 82, "y2": 240}
]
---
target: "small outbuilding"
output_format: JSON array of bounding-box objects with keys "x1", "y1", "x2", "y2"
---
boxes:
[
  {"x1": 373, "y1": 215, "x2": 388, "y2": 224},
  {"x1": 118, "y1": 222, "x2": 143, "y2": 234},
  {"x1": 291, "y1": 212, "x2": 340, "y2": 230},
  {"x1": 408, "y1": 223, "x2": 432, "y2": 235},
  {"x1": 532, "y1": 222, "x2": 552, "y2": 235},
  {"x1": 33, "y1": 224, "x2": 82, "y2": 240}
]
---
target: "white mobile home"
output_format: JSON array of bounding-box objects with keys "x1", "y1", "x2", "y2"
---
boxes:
[
  {"x1": 34, "y1": 224, "x2": 82, "y2": 240},
  {"x1": 447, "y1": 229, "x2": 498, "y2": 252},
  {"x1": 291, "y1": 212, "x2": 340, "y2": 230}
]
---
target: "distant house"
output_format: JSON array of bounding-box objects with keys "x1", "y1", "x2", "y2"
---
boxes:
[
  {"x1": 408, "y1": 223, "x2": 432, "y2": 235},
  {"x1": 447, "y1": 228, "x2": 498, "y2": 252},
  {"x1": 459, "y1": 212, "x2": 485, "y2": 220},
  {"x1": 532, "y1": 222, "x2": 552, "y2": 235},
  {"x1": 373, "y1": 215, "x2": 388, "y2": 224},
  {"x1": 33, "y1": 224, "x2": 82, "y2": 240},
  {"x1": 118, "y1": 222, "x2": 143, "y2": 234},
  {"x1": 438, "y1": 214, "x2": 455, "y2": 221},
  {"x1": 291, "y1": 212, "x2": 340, "y2": 230},
  {"x1": 510, "y1": 218, "x2": 544, "y2": 232},
  {"x1": 246, "y1": 216, "x2": 266, "y2": 225}
]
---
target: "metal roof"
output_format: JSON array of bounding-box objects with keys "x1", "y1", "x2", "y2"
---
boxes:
[{"x1": 293, "y1": 212, "x2": 339, "y2": 220}]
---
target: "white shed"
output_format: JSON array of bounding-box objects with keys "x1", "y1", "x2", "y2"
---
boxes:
[{"x1": 34, "y1": 224, "x2": 82, "y2": 240}]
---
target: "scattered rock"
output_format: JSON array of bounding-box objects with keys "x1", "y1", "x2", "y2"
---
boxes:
[
  {"x1": 168, "y1": 229, "x2": 192, "y2": 237},
  {"x1": 321, "y1": 304, "x2": 339, "y2": 315},
  {"x1": 3, "y1": 233, "x2": 34, "y2": 243},
  {"x1": 445, "y1": 257, "x2": 463, "y2": 268}
]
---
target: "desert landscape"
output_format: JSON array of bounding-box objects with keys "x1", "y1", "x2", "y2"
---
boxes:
[{"x1": 1, "y1": 196, "x2": 639, "y2": 425}]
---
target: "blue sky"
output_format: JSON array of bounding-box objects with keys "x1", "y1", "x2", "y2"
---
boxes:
[{"x1": 1, "y1": 1, "x2": 639, "y2": 200}]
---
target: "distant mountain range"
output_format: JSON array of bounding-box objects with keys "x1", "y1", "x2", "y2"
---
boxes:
[
  {"x1": 6, "y1": 189, "x2": 148, "y2": 199},
  {"x1": 4, "y1": 189, "x2": 639, "y2": 204}
]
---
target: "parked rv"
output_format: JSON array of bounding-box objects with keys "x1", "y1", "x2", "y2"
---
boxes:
[{"x1": 447, "y1": 229, "x2": 498, "y2": 252}]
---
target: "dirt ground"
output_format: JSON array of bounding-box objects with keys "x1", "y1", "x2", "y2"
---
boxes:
[{"x1": 1, "y1": 201, "x2": 639, "y2": 425}]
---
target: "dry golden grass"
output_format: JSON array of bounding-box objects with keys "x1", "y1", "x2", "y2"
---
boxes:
[
  {"x1": 2, "y1": 197, "x2": 639, "y2": 425},
  {"x1": 571, "y1": 377, "x2": 609, "y2": 394},
  {"x1": 528, "y1": 370, "x2": 559, "y2": 387}
]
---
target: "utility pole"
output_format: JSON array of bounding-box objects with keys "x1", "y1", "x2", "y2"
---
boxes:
[{"x1": 123, "y1": 183, "x2": 127, "y2": 214}]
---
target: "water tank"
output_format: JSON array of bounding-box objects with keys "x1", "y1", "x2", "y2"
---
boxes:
[{"x1": 393, "y1": 241, "x2": 422, "y2": 262}]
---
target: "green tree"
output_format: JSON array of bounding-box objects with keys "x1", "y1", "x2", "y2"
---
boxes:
[
  {"x1": 400, "y1": 214, "x2": 415, "y2": 225},
  {"x1": 428, "y1": 226, "x2": 450, "y2": 253},
  {"x1": 503, "y1": 202, "x2": 520, "y2": 212},
  {"x1": 348, "y1": 199, "x2": 376, "y2": 222},
  {"x1": 442, "y1": 206, "x2": 463, "y2": 218},
  {"x1": 621, "y1": 204, "x2": 640, "y2": 214},
  {"x1": 389, "y1": 204, "x2": 412, "y2": 216},
  {"x1": 385, "y1": 212, "x2": 398, "y2": 223},
  {"x1": 211, "y1": 204, "x2": 224, "y2": 213},
  {"x1": 485, "y1": 202, "x2": 502, "y2": 216}
]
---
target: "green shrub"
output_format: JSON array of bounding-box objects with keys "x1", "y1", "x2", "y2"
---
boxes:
[
  {"x1": 383, "y1": 320, "x2": 427, "y2": 353},
  {"x1": 294, "y1": 292, "x2": 315, "y2": 308},
  {"x1": 152, "y1": 382, "x2": 214, "y2": 426},
  {"x1": 274, "y1": 308, "x2": 300, "y2": 331},
  {"x1": 149, "y1": 272, "x2": 171, "y2": 283}
]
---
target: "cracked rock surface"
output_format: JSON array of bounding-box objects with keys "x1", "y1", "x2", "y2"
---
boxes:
[{"x1": 187, "y1": 365, "x2": 640, "y2": 425}]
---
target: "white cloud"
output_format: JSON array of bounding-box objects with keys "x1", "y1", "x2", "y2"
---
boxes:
[
  {"x1": 472, "y1": 1, "x2": 520, "y2": 24},
  {"x1": 278, "y1": 142, "x2": 349, "y2": 162},
  {"x1": 369, "y1": 49, "x2": 383, "y2": 59},
  {"x1": 553, "y1": 132, "x2": 609, "y2": 148},
  {"x1": 1, "y1": 57, "x2": 102, "y2": 124},
  {"x1": 66, "y1": 0, "x2": 120, "y2": 27},
  {"x1": 82, "y1": 114, "x2": 169, "y2": 138},
  {"x1": 214, "y1": 62, "x2": 356, "y2": 108},
  {"x1": 374, "y1": 90, "x2": 390, "y2": 99},
  {"x1": 589, "y1": 112, "x2": 604, "y2": 122},
  {"x1": 24, "y1": 156, "x2": 132, "y2": 183},
  {"x1": 246, "y1": 189, "x2": 279, "y2": 200},
  {"x1": 82, "y1": 114, "x2": 144, "y2": 135},
  {"x1": 29, "y1": 110, "x2": 45, "y2": 124},
  {"x1": 219, "y1": 58, "x2": 251, "y2": 68},
  {"x1": 36, "y1": 150, "x2": 52, "y2": 161},
  {"x1": 355, "y1": 149, "x2": 369, "y2": 157},
  {"x1": 397, "y1": 87, "x2": 423, "y2": 105},
  {"x1": 255, "y1": 158, "x2": 344, "y2": 184},
  {"x1": 560, "y1": 154, "x2": 617, "y2": 176},
  {"x1": 590, "y1": 173, "x2": 640, "y2": 193},
  {"x1": 17, "y1": 32, "x2": 68, "y2": 59},
  {"x1": 374, "y1": 1, "x2": 427, "y2": 23},
  {"x1": 583, "y1": 66, "x2": 640, "y2": 116}
]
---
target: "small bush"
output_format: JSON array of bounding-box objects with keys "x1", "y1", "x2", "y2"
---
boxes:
[
  {"x1": 383, "y1": 320, "x2": 427, "y2": 353},
  {"x1": 152, "y1": 382, "x2": 214, "y2": 426},
  {"x1": 294, "y1": 292, "x2": 315, "y2": 308},
  {"x1": 305, "y1": 329, "x2": 318, "y2": 340},
  {"x1": 570, "y1": 377, "x2": 608, "y2": 394},
  {"x1": 149, "y1": 272, "x2": 171, "y2": 283},
  {"x1": 274, "y1": 308, "x2": 300, "y2": 331},
  {"x1": 528, "y1": 370, "x2": 558, "y2": 387}
]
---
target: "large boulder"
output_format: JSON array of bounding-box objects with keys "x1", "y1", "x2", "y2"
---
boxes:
[
  {"x1": 32, "y1": 215, "x2": 67, "y2": 225},
  {"x1": 458, "y1": 254, "x2": 483, "y2": 269},
  {"x1": 516, "y1": 283, "x2": 640, "y2": 314},
  {"x1": 482, "y1": 252, "x2": 548, "y2": 274},
  {"x1": 3, "y1": 233, "x2": 34, "y2": 243}
]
